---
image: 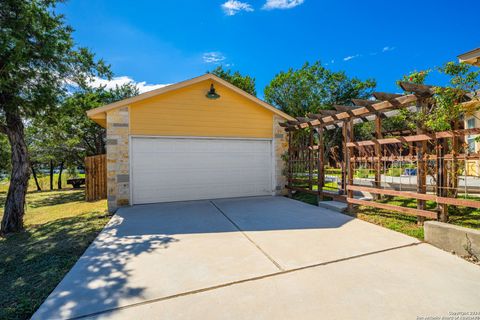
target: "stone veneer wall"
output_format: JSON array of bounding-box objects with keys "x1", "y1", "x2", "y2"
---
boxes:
[
  {"x1": 106, "y1": 106, "x2": 130, "y2": 212},
  {"x1": 274, "y1": 115, "x2": 288, "y2": 195}
]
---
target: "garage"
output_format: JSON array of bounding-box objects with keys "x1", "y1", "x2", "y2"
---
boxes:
[
  {"x1": 131, "y1": 137, "x2": 273, "y2": 204},
  {"x1": 86, "y1": 73, "x2": 294, "y2": 212}
]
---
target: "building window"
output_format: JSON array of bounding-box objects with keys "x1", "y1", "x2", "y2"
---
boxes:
[
  {"x1": 467, "y1": 118, "x2": 475, "y2": 129},
  {"x1": 468, "y1": 137, "x2": 476, "y2": 153}
]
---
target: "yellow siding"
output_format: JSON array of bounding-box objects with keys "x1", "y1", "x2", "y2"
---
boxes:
[{"x1": 127, "y1": 79, "x2": 274, "y2": 138}]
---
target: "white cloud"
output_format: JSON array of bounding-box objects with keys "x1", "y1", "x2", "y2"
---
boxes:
[
  {"x1": 202, "y1": 52, "x2": 226, "y2": 64},
  {"x1": 382, "y1": 46, "x2": 395, "y2": 52},
  {"x1": 221, "y1": 0, "x2": 254, "y2": 16},
  {"x1": 89, "y1": 76, "x2": 169, "y2": 94},
  {"x1": 262, "y1": 0, "x2": 304, "y2": 10},
  {"x1": 325, "y1": 59, "x2": 334, "y2": 66},
  {"x1": 343, "y1": 54, "x2": 360, "y2": 61}
]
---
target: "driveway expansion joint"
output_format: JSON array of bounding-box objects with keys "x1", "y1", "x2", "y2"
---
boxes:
[
  {"x1": 67, "y1": 241, "x2": 422, "y2": 320},
  {"x1": 209, "y1": 200, "x2": 284, "y2": 271}
]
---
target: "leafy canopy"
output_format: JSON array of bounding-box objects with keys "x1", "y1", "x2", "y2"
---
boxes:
[
  {"x1": 0, "y1": 0, "x2": 111, "y2": 123},
  {"x1": 264, "y1": 61, "x2": 376, "y2": 117},
  {"x1": 60, "y1": 83, "x2": 140, "y2": 157},
  {"x1": 210, "y1": 66, "x2": 257, "y2": 96},
  {"x1": 398, "y1": 63, "x2": 480, "y2": 132},
  {"x1": 26, "y1": 83, "x2": 140, "y2": 173}
]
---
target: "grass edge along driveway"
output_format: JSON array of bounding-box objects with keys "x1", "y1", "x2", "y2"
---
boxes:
[
  {"x1": 292, "y1": 192, "x2": 480, "y2": 240},
  {"x1": 0, "y1": 188, "x2": 109, "y2": 320}
]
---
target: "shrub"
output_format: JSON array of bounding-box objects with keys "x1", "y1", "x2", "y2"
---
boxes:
[
  {"x1": 355, "y1": 168, "x2": 371, "y2": 178},
  {"x1": 386, "y1": 167, "x2": 403, "y2": 177}
]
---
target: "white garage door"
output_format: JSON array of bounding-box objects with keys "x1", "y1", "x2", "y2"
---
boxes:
[{"x1": 131, "y1": 137, "x2": 273, "y2": 204}]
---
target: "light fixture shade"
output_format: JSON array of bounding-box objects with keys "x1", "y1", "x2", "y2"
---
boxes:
[{"x1": 206, "y1": 83, "x2": 220, "y2": 99}]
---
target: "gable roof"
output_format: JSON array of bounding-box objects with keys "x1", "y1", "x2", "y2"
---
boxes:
[{"x1": 86, "y1": 73, "x2": 294, "y2": 124}]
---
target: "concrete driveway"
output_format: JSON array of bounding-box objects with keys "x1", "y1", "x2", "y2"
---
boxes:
[{"x1": 33, "y1": 196, "x2": 480, "y2": 320}]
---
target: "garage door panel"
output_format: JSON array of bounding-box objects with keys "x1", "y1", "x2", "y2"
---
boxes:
[
  {"x1": 132, "y1": 167, "x2": 271, "y2": 178},
  {"x1": 132, "y1": 158, "x2": 271, "y2": 172},
  {"x1": 132, "y1": 173, "x2": 271, "y2": 188},
  {"x1": 131, "y1": 138, "x2": 273, "y2": 204}
]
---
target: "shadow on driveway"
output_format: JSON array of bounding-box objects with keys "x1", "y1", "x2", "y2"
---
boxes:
[{"x1": 32, "y1": 196, "x2": 406, "y2": 320}]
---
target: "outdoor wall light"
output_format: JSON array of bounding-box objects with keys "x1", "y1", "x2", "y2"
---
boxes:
[{"x1": 206, "y1": 83, "x2": 220, "y2": 99}]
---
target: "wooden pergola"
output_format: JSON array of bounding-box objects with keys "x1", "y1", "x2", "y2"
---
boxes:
[{"x1": 282, "y1": 82, "x2": 480, "y2": 222}]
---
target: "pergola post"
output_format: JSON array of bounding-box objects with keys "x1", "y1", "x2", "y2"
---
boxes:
[
  {"x1": 308, "y1": 128, "x2": 314, "y2": 191},
  {"x1": 287, "y1": 130, "x2": 292, "y2": 198},
  {"x1": 450, "y1": 120, "x2": 462, "y2": 198},
  {"x1": 416, "y1": 101, "x2": 427, "y2": 225},
  {"x1": 346, "y1": 119, "x2": 355, "y2": 213},
  {"x1": 341, "y1": 121, "x2": 347, "y2": 194},
  {"x1": 374, "y1": 115, "x2": 383, "y2": 200},
  {"x1": 317, "y1": 126, "x2": 324, "y2": 203},
  {"x1": 437, "y1": 138, "x2": 449, "y2": 222}
]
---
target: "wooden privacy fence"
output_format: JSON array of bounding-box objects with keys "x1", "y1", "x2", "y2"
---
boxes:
[{"x1": 85, "y1": 154, "x2": 107, "y2": 201}]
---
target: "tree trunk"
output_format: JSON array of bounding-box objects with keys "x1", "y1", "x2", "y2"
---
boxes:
[
  {"x1": 57, "y1": 161, "x2": 64, "y2": 189},
  {"x1": 1, "y1": 111, "x2": 30, "y2": 235},
  {"x1": 49, "y1": 159, "x2": 54, "y2": 191},
  {"x1": 31, "y1": 163, "x2": 41, "y2": 191}
]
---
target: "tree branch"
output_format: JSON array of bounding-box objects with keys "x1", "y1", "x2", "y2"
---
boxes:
[{"x1": 0, "y1": 123, "x2": 7, "y2": 135}]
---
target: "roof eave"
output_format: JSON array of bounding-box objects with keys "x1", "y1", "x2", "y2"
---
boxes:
[{"x1": 458, "y1": 48, "x2": 480, "y2": 66}]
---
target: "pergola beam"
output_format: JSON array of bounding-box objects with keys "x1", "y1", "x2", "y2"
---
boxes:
[
  {"x1": 335, "y1": 104, "x2": 388, "y2": 121},
  {"x1": 288, "y1": 94, "x2": 419, "y2": 130},
  {"x1": 346, "y1": 128, "x2": 480, "y2": 147},
  {"x1": 304, "y1": 114, "x2": 340, "y2": 128},
  {"x1": 398, "y1": 82, "x2": 435, "y2": 96},
  {"x1": 333, "y1": 105, "x2": 369, "y2": 122},
  {"x1": 333, "y1": 105, "x2": 361, "y2": 111},
  {"x1": 373, "y1": 92, "x2": 403, "y2": 101},
  {"x1": 351, "y1": 99, "x2": 380, "y2": 107},
  {"x1": 382, "y1": 129, "x2": 415, "y2": 136},
  {"x1": 317, "y1": 109, "x2": 339, "y2": 116}
]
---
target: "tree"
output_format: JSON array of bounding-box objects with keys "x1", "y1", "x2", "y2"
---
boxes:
[
  {"x1": 61, "y1": 83, "x2": 139, "y2": 157},
  {"x1": 210, "y1": 66, "x2": 257, "y2": 96},
  {"x1": 0, "y1": 0, "x2": 110, "y2": 234},
  {"x1": 265, "y1": 61, "x2": 376, "y2": 164},
  {"x1": 264, "y1": 61, "x2": 376, "y2": 117},
  {"x1": 397, "y1": 64, "x2": 479, "y2": 132},
  {"x1": 23, "y1": 83, "x2": 139, "y2": 192}
]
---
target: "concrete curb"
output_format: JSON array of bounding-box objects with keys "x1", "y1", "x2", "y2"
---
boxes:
[{"x1": 424, "y1": 221, "x2": 480, "y2": 259}]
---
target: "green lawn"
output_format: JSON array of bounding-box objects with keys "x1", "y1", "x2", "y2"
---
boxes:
[
  {"x1": 291, "y1": 191, "x2": 480, "y2": 241},
  {"x1": 354, "y1": 203, "x2": 426, "y2": 239},
  {"x1": 1, "y1": 173, "x2": 85, "y2": 192},
  {"x1": 355, "y1": 196, "x2": 480, "y2": 240},
  {"x1": 0, "y1": 184, "x2": 109, "y2": 320}
]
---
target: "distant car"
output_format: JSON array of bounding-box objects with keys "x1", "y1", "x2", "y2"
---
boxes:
[{"x1": 404, "y1": 168, "x2": 417, "y2": 176}]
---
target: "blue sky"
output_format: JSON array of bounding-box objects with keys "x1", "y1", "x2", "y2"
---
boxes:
[{"x1": 59, "y1": 0, "x2": 479, "y2": 97}]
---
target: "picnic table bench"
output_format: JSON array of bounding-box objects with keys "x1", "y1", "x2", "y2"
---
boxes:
[{"x1": 67, "y1": 178, "x2": 85, "y2": 189}]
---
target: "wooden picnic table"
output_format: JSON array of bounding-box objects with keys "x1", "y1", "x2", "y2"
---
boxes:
[{"x1": 67, "y1": 178, "x2": 85, "y2": 189}]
